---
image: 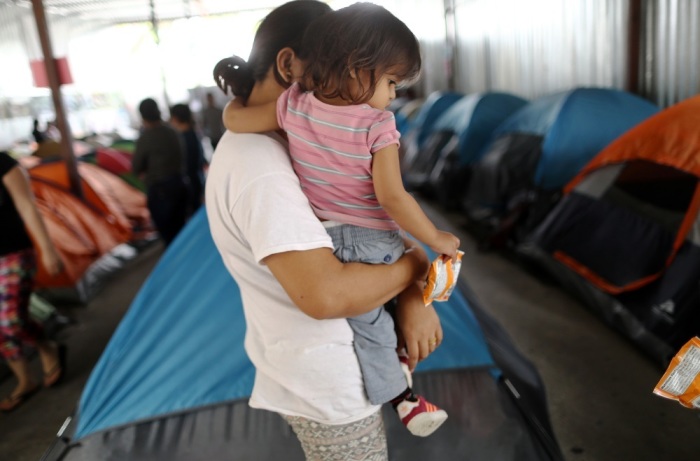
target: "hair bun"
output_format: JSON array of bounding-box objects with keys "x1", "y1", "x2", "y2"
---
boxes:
[{"x1": 213, "y1": 56, "x2": 255, "y2": 100}]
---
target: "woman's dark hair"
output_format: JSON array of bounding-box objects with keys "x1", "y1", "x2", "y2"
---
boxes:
[
  {"x1": 169, "y1": 103, "x2": 194, "y2": 125},
  {"x1": 300, "y1": 3, "x2": 421, "y2": 104},
  {"x1": 214, "y1": 0, "x2": 332, "y2": 101}
]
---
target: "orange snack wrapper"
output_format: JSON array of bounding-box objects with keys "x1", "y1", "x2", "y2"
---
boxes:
[
  {"x1": 653, "y1": 336, "x2": 700, "y2": 409},
  {"x1": 423, "y1": 251, "x2": 464, "y2": 305}
]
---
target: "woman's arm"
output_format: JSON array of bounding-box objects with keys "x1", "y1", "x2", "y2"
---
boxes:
[
  {"x1": 222, "y1": 98, "x2": 279, "y2": 133},
  {"x1": 3, "y1": 166, "x2": 63, "y2": 276},
  {"x1": 372, "y1": 144, "x2": 460, "y2": 259},
  {"x1": 264, "y1": 241, "x2": 428, "y2": 320}
]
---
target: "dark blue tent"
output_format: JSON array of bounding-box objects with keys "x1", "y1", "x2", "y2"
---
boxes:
[
  {"x1": 433, "y1": 92, "x2": 528, "y2": 168},
  {"x1": 400, "y1": 91, "x2": 464, "y2": 176},
  {"x1": 414, "y1": 92, "x2": 528, "y2": 207},
  {"x1": 42, "y1": 209, "x2": 563, "y2": 461},
  {"x1": 464, "y1": 87, "x2": 659, "y2": 247}
]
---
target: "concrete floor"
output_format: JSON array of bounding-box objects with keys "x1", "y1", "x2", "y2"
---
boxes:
[{"x1": 2, "y1": 201, "x2": 700, "y2": 461}]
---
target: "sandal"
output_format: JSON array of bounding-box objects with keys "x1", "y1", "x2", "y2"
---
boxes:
[
  {"x1": 43, "y1": 343, "x2": 67, "y2": 388},
  {"x1": 0, "y1": 384, "x2": 40, "y2": 412}
]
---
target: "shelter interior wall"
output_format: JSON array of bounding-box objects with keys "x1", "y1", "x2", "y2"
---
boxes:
[{"x1": 1, "y1": 0, "x2": 699, "y2": 149}]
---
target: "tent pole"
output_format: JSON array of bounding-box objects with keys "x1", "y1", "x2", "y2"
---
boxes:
[{"x1": 30, "y1": 0, "x2": 82, "y2": 199}]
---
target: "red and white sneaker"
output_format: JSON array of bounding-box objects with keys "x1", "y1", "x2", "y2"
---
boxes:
[
  {"x1": 398, "y1": 354, "x2": 413, "y2": 388},
  {"x1": 395, "y1": 395, "x2": 448, "y2": 437}
]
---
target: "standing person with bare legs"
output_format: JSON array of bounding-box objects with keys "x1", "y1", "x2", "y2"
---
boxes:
[{"x1": 0, "y1": 151, "x2": 66, "y2": 412}]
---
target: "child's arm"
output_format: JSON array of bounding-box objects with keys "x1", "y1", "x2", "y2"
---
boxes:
[
  {"x1": 222, "y1": 98, "x2": 279, "y2": 133},
  {"x1": 373, "y1": 144, "x2": 460, "y2": 259}
]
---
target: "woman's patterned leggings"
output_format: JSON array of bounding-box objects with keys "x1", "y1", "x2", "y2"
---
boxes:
[
  {"x1": 283, "y1": 410, "x2": 388, "y2": 461},
  {"x1": 0, "y1": 249, "x2": 42, "y2": 361}
]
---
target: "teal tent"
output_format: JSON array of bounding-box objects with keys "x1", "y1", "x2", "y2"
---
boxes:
[{"x1": 42, "y1": 209, "x2": 563, "y2": 461}]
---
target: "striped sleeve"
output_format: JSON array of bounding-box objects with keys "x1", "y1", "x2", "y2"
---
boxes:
[{"x1": 367, "y1": 110, "x2": 400, "y2": 154}]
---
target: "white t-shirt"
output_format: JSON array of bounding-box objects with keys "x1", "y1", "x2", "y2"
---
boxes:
[{"x1": 205, "y1": 130, "x2": 378, "y2": 424}]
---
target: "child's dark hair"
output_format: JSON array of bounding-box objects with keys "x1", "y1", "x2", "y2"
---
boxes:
[
  {"x1": 299, "y1": 3, "x2": 421, "y2": 104},
  {"x1": 213, "y1": 0, "x2": 332, "y2": 102}
]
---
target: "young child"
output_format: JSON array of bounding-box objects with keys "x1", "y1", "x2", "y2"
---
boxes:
[{"x1": 221, "y1": 2, "x2": 459, "y2": 437}]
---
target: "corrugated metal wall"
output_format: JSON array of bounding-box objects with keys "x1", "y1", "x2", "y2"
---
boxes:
[
  {"x1": 448, "y1": 0, "x2": 699, "y2": 106},
  {"x1": 451, "y1": 0, "x2": 630, "y2": 100},
  {"x1": 2, "y1": 0, "x2": 699, "y2": 116},
  {"x1": 640, "y1": 0, "x2": 700, "y2": 107},
  {"x1": 387, "y1": 0, "x2": 450, "y2": 95}
]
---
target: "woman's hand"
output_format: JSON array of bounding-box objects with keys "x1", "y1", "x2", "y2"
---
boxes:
[{"x1": 394, "y1": 283, "x2": 443, "y2": 372}]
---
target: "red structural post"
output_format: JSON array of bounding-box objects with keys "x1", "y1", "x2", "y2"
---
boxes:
[{"x1": 30, "y1": 0, "x2": 82, "y2": 199}]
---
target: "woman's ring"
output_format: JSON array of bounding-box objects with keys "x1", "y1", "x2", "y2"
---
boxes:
[{"x1": 428, "y1": 338, "x2": 438, "y2": 346}]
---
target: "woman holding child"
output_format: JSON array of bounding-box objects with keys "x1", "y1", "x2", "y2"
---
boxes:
[{"x1": 206, "y1": 1, "x2": 450, "y2": 459}]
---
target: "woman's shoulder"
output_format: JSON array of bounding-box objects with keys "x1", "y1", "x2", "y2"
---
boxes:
[
  {"x1": 219, "y1": 130, "x2": 287, "y2": 154},
  {"x1": 211, "y1": 132, "x2": 292, "y2": 175}
]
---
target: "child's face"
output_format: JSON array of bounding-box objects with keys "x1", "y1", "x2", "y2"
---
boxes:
[{"x1": 365, "y1": 73, "x2": 399, "y2": 111}]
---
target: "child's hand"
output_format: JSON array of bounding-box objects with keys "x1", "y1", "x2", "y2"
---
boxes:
[{"x1": 429, "y1": 230, "x2": 460, "y2": 261}]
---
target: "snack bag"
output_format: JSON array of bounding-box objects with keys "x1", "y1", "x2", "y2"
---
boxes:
[
  {"x1": 653, "y1": 336, "x2": 700, "y2": 409},
  {"x1": 423, "y1": 251, "x2": 464, "y2": 305}
]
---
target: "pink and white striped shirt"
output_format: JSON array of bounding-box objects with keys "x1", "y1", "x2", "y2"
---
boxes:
[{"x1": 277, "y1": 83, "x2": 401, "y2": 231}]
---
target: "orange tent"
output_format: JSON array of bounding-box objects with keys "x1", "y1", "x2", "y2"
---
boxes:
[
  {"x1": 20, "y1": 159, "x2": 148, "y2": 290},
  {"x1": 77, "y1": 162, "x2": 153, "y2": 241},
  {"x1": 528, "y1": 95, "x2": 700, "y2": 363}
]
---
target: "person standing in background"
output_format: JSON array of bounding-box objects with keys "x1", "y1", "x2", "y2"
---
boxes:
[
  {"x1": 201, "y1": 92, "x2": 225, "y2": 150},
  {"x1": 0, "y1": 151, "x2": 65, "y2": 412},
  {"x1": 31, "y1": 119, "x2": 45, "y2": 144},
  {"x1": 132, "y1": 98, "x2": 189, "y2": 246},
  {"x1": 169, "y1": 103, "x2": 207, "y2": 216}
]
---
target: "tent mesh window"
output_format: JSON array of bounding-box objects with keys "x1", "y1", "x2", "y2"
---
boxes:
[
  {"x1": 545, "y1": 161, "x2": 699, "y2": 290},
  {"x1": 602, "y1": 161, "x2": 696, "y2": 235}
]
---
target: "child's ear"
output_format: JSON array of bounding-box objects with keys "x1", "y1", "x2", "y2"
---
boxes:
[{"x1": 349, "y1": 68, "x2": 357, "y2": 79}]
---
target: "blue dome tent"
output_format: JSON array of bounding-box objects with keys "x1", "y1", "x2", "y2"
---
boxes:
[
  {"x1": 41, "y1": 209, "x2": 563, "y2": 461},
  {"x1": 418, "y1": 92, "x2": 527, "y2": 208},
  {"x1": 464, "y1": 87, "x2": 659, "y2": 248},
  {"x1": 400, "y1": 91, "x2": 464, "y2": 177}
]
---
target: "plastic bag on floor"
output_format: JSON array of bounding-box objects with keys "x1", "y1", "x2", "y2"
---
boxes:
[{"x1": 654, "y1": 337, "x2": 700, "y2": 409}]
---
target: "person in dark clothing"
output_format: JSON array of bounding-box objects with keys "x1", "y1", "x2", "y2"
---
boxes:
[
  {"x1": 169, "y1": 103, "x2": 207, "y2": 216},
  {"x1": 201, "y1": 92, "x2": 225, "y2": 150},
  {"x1": 31, "y1": 119, "x2": 45, "y2": 144},
  {"x1": 0, "y1": 151, "x2": 65, "y2": 412},
  {"x1": 132, "y1": 98, "x2": 189, "y2": 246}
]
